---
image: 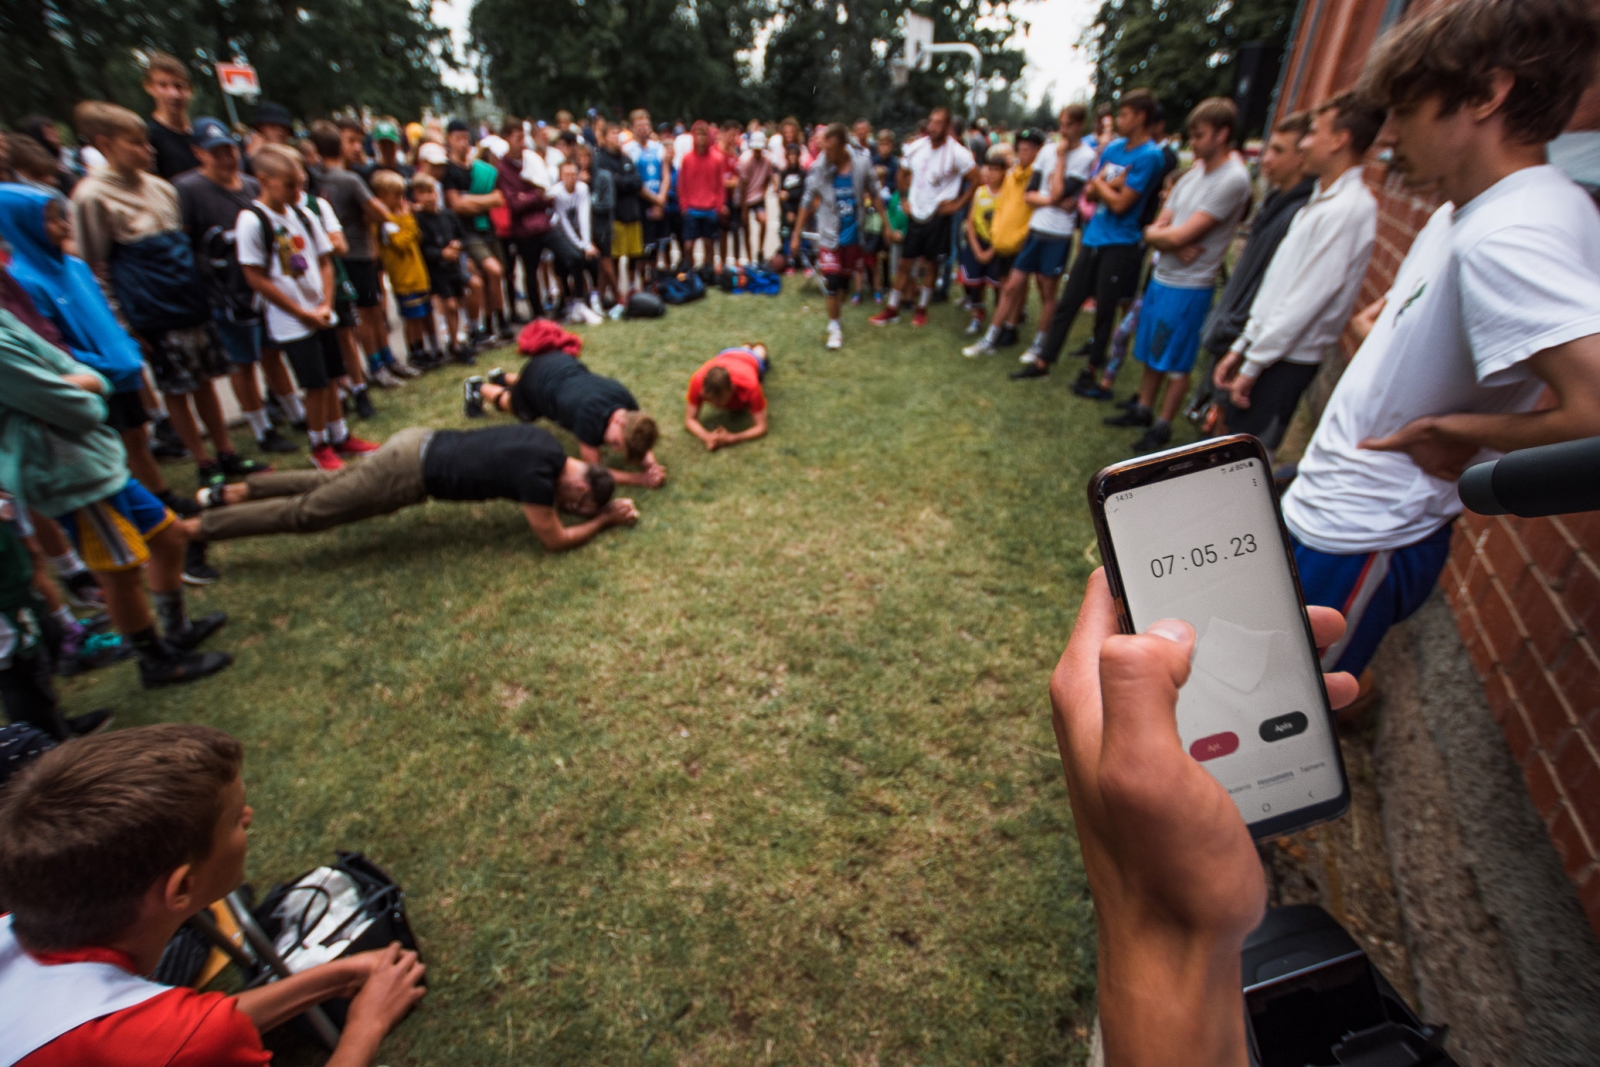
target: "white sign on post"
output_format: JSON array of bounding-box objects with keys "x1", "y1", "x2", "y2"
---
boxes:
[{"x1": 216, "y1": 63, "x2": 260, "y2": 98}]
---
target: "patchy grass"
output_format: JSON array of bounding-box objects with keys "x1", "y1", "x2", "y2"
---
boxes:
[{"x1": 63, "y1": 279, "x2": 1176, "y2": 1064}]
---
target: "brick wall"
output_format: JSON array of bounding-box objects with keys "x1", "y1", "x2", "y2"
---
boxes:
[{"x1": 1277, "y1": 0, "x2": 1600, "y2": 935}]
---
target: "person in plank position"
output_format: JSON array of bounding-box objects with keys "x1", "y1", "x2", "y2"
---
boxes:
[
  {"x1": 188, "y1": 425, "x2": 637, "y2": 552},
  {"x1": 684, "y1": 344, "x2": 770, "y2": 452}
]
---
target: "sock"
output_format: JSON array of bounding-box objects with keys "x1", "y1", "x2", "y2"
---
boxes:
[
  {"x1": 308, "y1": 428, "x2": 328, "y2": 447},
  {"x1": 327, "y1": 418, "x2": 349, "y2": 444},
  {"x1": 983, "y1": 324, "x2": 1002, "y2": 344},
  {"x1": 51, "y1": 605, "x2": 78, "y2": 633},
  {"x1": 351, "y1": 382, "x2": 368, "y2": 397},
  {"x1": 366, "y1": 351, "x2": 383, "y2": 376},
  {"x1": 1153, "y1": 417, "x2": 1171, "y2": 431},
  {"x1": 277, "y1": 392, "x2": 306, "y2": 423},
  {"x1": 828, "y1": 318, "x2": 841, "y2": 333},
  {"x1": 376, "y1": 345, "x2": 396, "y2": 368},
  {"x1": 244, "y1": 408, "x2": 271, "y2": 439},
  {"x1": 887, "y1": 290, "x2": 902, "y2": 310},
  {"x1": 153, "y1": 589, "x2": 186, "y2": 636},
  {"x1": 919, "y1": 286, "x2": 932, "y2": 308},
  {"x1": 48, "y1": 550, "x2": 87, "y2": 580}
]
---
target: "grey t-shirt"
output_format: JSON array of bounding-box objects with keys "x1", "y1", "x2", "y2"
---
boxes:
[
  {"x1": 1153, "y1": 155, "x2": 1252, "y2": 289},
  {"x1": 313, "y1": 166, "x2": 376, "y2": 261}
]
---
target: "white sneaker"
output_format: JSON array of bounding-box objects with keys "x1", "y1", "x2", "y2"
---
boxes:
[
  {"x1": 963, "y1": 339, "x2": 997, "y2": 358},
  {"x1": 826, "y1": 330, "x2": 843, "y2": 351},
  {"x1": 372, "y1": 365, "x2": 406, "y2": 388}
]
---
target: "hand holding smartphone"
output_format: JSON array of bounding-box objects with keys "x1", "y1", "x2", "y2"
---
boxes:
[{"x1": 1088, "y1": 436, "x2": 1350, "y2": 839}]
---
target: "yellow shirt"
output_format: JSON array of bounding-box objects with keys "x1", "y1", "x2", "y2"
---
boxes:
[
  {"x1": 971, "y1": 183, "x2": 998, "y2": 245},
  {"x1": 988, "y1": 164, "x2": 1036, "y2": 257},
  {"x1": 377, "y1": 211, "x2": 430, "y2": 295}
]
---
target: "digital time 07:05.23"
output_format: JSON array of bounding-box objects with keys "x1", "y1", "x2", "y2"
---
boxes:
[{"x1": 1149, "y1": 534, "x2": 1258, "y2": 578}]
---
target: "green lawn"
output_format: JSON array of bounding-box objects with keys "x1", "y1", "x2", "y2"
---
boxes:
[{"x1": 64, "y1": 280, "x2": 1179, "y2": 1064}]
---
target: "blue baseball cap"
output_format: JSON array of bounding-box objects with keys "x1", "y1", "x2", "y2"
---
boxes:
[{"x1": 191, "y1": 116, "x2": 237, "y2": 150}]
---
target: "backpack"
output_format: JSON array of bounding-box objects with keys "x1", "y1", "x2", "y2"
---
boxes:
[
  {"x1": 199, "y1": 222, "x2": 261, "y2": 325},
  {"x1": 625, "y1": 290, "x2": 666, "y2": 318},
  {"x1": 660, "y1": 271, "x2": 707, "y2": 305},
  {"x1": 108, "y1": 230, "x2": 212, "y2": 333}
]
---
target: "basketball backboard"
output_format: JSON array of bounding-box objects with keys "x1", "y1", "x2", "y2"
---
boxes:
[{"x1": 904, "y1": 11, "x2": 934, "y2": 71}]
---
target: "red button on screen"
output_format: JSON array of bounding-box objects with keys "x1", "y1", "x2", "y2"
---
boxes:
[{"x1": 1189, "y1": 732, "x2": 1240, "y2": 762}]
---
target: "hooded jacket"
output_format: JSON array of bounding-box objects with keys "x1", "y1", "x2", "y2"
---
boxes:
[
  {"x1": 0, "y1": 184, "x2": 146, "y2": 393},
  {"x1": 492, "y1": 154, "x2": 554, "y2": 239},
  {"x1": 800, "y1": 143, "x2": 880, "y2": 250}
]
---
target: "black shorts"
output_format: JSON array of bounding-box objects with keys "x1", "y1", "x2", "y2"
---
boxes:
[
  {"x1": 137, "y1": 322, "x2": 230, "y2": 395},
  {"x1": 105, "y1": 390, "x2": 150, "y2": 432},
  {"x1": 431, "y1": 266, "x2": 465, "y2": 299},
  {"x1": 282, "y1": 330, "x2": 346, "y2": 390},
  {"x1": 902, "y1": 215, "x2": 953, "y2": 262},
  {"x1": 342, "y1": 258, "x2": 383, "y2": 309},
  {"x1": 591, "y1": 216, "x2": 614, "y2": 261},
  {"x1": 643, "y1": 216, "x2": 671, "y2": 249},
  {"x1": 335, "y1": 299, "x2": 358, "y2": 330}
]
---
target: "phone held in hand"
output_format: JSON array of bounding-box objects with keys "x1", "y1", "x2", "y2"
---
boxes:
[{"x1": 1087, "y1": 435, "x2": 1350, "y2": 839}]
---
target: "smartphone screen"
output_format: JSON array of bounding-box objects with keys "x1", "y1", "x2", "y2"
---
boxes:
[{"x1": 1095, "y1": 444, "x2": 1347, "y2": 836}]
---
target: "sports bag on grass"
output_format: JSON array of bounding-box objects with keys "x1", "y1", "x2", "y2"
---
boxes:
[
  {"x1": 660, "y1": 271, "x2": 706, "y2": 305},
  {"x1": 625, "y1": 291, "x2": 666, "y2": 318}
]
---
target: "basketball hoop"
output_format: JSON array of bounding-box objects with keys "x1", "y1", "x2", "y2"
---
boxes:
[{"x1": 889, "y1": 58, "x2": 909, "y2": 88}]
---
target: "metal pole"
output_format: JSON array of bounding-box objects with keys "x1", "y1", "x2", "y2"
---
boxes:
[{"x1": 923, "y1": 42, "x2": 983, "y2": 120}]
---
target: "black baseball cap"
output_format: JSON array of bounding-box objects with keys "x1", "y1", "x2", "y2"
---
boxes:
[
  {"x1": 447, "y1": 118, "x2": 470, "y2": 134},
  {"x1": 1016, "y1": 127, "x2": 1045, "y2": 146},
  {"x1": 252, "y1": 101, "x2": 292, "y2": 130},
  {"x1": 191, "y1": 116, "x2": 236, "y2": 150}
]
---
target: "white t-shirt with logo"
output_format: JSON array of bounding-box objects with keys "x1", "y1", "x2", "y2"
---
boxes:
[
  {"x1": 1153, "y1": 154, "x2": 1252, "y2": 289},
  {"x1": 1283, "y1": 165, "x2": 1600, "y2": 554},
  {"x1": 902, "y1": 136, "x2": 976, "y2": 222},
  {"x1": 234, "y1": 201, "x2": 333, "y2": 344},
  {"x1": 1029, "y1": 140, "x2": 1097, "y2": 237}
]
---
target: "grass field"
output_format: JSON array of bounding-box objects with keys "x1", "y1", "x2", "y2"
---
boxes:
[{"x1": 62, "y1": 279, "x2": 1184, "y2": 1064}]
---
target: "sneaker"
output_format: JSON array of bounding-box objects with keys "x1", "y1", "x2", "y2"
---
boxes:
[
  {"x1": 256, "y1": 427, "x2": 300, "y2": 453},
  {"x1": 1072, "y1": 379, "x2": 1115, "y2": 401},
  {"x1": 290, "y1": 419, "x2": 309, "y2": 434},
  {"x1": 352, "y1": 389, "x2": 378, "y2": 420},
  {"x1": 157, "y1": 488, "x2": 201, "y2": 519},
  {"x1": 463, "y1": 376, "x2": 486, "y2": 419},
  {"x1": 825, "y1": 331, "x2": 843, "y2": 351},
  {"x1": 195, "y1": 485, "x2": 229, "y2": 510},
  {"x1": 496, "y1": 322, "x2": 516, "y2": 341},
  {"x1": 66, "y1": 709, "x2": 115, "y2": 736},
  {"x1": 152, "y1": 419, "x2": 189, "y2": 460},
  {"x1": 963, "y1": 339, "x2": 998, "y2": 358},
  {"x1": 65, "y1": 570, "x2": 105, "y2": 609},
  {"x1": 869, "y1": 308, "x2": 900, "y2": 326},
  {"x1": 486, "y1": 366, "x2": 508, "y2": 388},
  {"x1": 196, "y1": 461, "x2": 226, "y2": 489},
  {"x1": 850, "y1": 292, "x2": 862, "y2": 306},
  {"x1": 995, "y1": 325, "x2": 1019, "y2": 348},
  {"x1": 1104, "y1": 407, "x2": 1153, "y2": 428},
  {"x1": 451, "y1": 342, "x2": 477, "y2": 365},
  {"x1": 1009, "y1": 361, "x2": 1050, "y2": 381},
  {"x1": 1132, "y1": 423, "x2": 1173, "y2": 453},
  {"x1": 58, "y1": 634, "x2": 133, "y2": 677},
  {"x1": 333, "y1": 434, "x2": 380, "y2": 456},
  {"x1": 183, "y1": 541, "x2": 220, "y2": 586},
  {"x1": 310, "y1": 444, "x2": 345, "y2": 472},
  {"x1": 1115, "y1": 393, "x2": 1142, "y2": 411},
  {"x1": 389, "y1": 360, "x2": 423, "y2": 380},
  {"x1": 264, "y1": 395, "x2": 288, "y2": 426},
  {"x1": 167, "y1": 611, "x2": 228, "y2": 652},
  {"x1": 1070, "y1": 341, "x2": 1093, "y2": 358},
  {"x1": 139, "y1": 646, "x2": 233, "y2": 688},
  {"x1": 964, "y1": 317, "x2": 984, "y2": 336},
  {"x1": 219, "y1": 452, "x2": 272, "y2": 478},
  {"x1": 911, "y1": 307, "x2": 929, "y2": 327}
]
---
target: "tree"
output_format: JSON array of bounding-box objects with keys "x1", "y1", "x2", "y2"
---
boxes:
[
  {"x1": 470, "y1": 0, "x2": 767, "y2": 122},
  {"x1": 1083, "y1": 0, "x2": 1297, "y2": 134},
  {"x1": 0, "y1": 0, "x2": 455, "y2": 127}
]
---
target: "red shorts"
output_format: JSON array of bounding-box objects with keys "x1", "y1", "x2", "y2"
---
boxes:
[{"x1": 817, "y1": 244, "x2": 863, "y2": 278}]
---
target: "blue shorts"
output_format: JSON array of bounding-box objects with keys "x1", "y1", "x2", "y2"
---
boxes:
[
  {"x1": 683, "y1": 212, "x2": 720, "y2": 242},
  {"x1": 958, "y1": 241, "x2": 1013, "y2": 288},
  {"x1": 56, "y1": 479, "x2": 174, "y2": 573},
  {"x1": 1134, "y1": 279, "x2": 1213, "y2": 376},
  {"x1": 1292, "y1": 521, "x2": 1455, "y2": 677},
  {"x1": 396, "y1": 290, "x2": 432, "y2": 320},
  {"x1": 1013, "y1": 232, "x2": 1072, "y2": 278},
  {"x1": 214, "y1": 317, "x2": 262, "y2": 366}
]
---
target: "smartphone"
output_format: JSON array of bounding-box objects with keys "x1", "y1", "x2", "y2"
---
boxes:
[{"x1": 1087, "y1": 435, "x2": 1349, "y2": 838}]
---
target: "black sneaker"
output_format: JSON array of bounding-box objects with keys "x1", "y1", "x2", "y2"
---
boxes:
[
  {"x1": 1115, "y1": 393, "x2": 1142, "y2": 411},
  {"x1": 167, "y1": 611, "x2": 227, "y2": 652},
  {"x1": 264, "y1": 394, "x2": 288, "y2": 426},
  {"x1": 291, "y1": 419, "x2": 309, "y2": 434},
  {"x1": 66, "y1": 709, "x2": 115, "y2": 736},
  {"x1": 497, "y1": 322, "x2": 516, "y2": 341},
  {"x1": 1069, "y1": 341, "x2": 1093, "y2": 358},
  {"x1": 152, "y1": 418, "x2": 189, "y2": 460},
  {"x1": 65, "y1": 570, "x2": 106, "y2": 609},
  {"x1": 451, "y1": 342, "x2": 477, "y2": 365},
  {"x1": 463, "y1": 376, "x2": 486, "y2": 419},
  {"x1": 57, "y1": 633, "x2": 134, "y2": 677},
  {"x1": 353, "y1": 388, "x2": 378, "y2": 420},
  {"x1": 196, "y1": 461, "x2": 226, "y2": 489},
  {"x1": 470, "y1": 327, "x2": 494, "y2": 348},
  {"x1": 183, "y1": 541, "x2": 220, "y2": 586},
  {"x1": 139, "y1": 647, "x2": 233, "y2": 688},
  {"x1": 1072, "y1": 379, "x2": 1115, "y2": 400},
  {"x1": 158, "y1": 489, "x2": 201, "y2": 518},
  {"x1": 1104, "y1": 407, "x2": 1153, "y2": 428},
  {"x1": 1009, "y1": 361, "x2": 1049, "y2": 381},
  {"x1": 219, "y1": 452, "x2": 272, "y2": 478},
  {"x1": 1132, "y1": 423, "x2": 1173, "y2": 453},
  {"x1": 995, "y1": 325, "x2": 1020, "y2": 348},
  {"x1": 256, "y1": 427, "x2": 300, "y2": 454},
  {"x1": 486, "y1": 367, "x2": 508, "y2": 387}
]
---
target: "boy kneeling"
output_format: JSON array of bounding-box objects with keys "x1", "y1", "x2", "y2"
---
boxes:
[
  {"x1": 0, "y1": 724, "x2": 425, "y2": 1066},
  {"x1": 684, "y1": 344, "x2": 770, "y2": 451}
]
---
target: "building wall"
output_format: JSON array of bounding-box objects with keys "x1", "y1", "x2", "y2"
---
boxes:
[{"x1": 1273, "y1": 0, "x2": 1600, "y2": 934}]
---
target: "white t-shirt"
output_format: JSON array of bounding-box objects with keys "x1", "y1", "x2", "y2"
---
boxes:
[
  {"x1": 234, "y1": 200, "x2": 333, "y2": 344},
  {"x1": 1153, "y1": 154, "x2": 1252, "y2": 289},
  {"x1": 673, "y1": 133, "x2": 695, "y2": 171},
  {"x1": 552, "y1": 181, "x2": 591, "y2": 250},
  {"x1": 1283, "y1": 165, "x2": 1600, "y2": 554},
  {"x1": 902, "y1": 136, "x2": 976, "y2": 222},
  {"x1": 1029, "y1": 140, "x2": 1097, "y2": 237}
]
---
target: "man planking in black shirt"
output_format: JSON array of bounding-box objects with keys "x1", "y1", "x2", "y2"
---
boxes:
[
  {"x1": 184, "y1": 425, "x2": 638, "y2": 552},
  {"x1": 464, "y1": 353, "x2": 667, "y2": 488}
]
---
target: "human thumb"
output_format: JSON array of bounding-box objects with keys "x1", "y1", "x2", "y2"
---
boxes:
[{"x1": 1097, "y1": 620, "x2": 1195, "y2": 760}]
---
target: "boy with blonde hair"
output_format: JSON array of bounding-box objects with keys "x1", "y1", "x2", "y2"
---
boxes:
[{"x1": 370, "y1": 170, "x2": 439, "y2": 369}]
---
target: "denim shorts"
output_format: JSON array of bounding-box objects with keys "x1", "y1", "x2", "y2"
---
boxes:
[{"x1": 214, "y1": 316, "x2": 262, "y2": 367}]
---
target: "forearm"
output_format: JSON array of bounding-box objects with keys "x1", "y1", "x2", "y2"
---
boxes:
[
  {"x1": 609, "y1": 468, "x2": 651, "y2": 485},
  {"x1": 545, "y1": 514, "x2": 612, "y2": 552},
  {"x1": 684, "y1": 416, "x2": 714, "y2": 443},
  {"x1": 1098, "y1": 922, "x2": 1250, "y2": 1067},
  {"x1": 235, "y1": 960, "x2": 359, "y2": 1032},
  {"x1": 726, "y1": 414, "x2": 768, "y2": 443},
  {"x1": 323, "y1": 1019, "x2": 388, "y2": 1067},
  {"x1": 1426, "y1": 405, "x2": 1600, "y2": 457}
]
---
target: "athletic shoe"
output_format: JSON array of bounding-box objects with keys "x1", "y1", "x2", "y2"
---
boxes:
[
  {"x1": 310, "y1": 444, "x2": 345, "y2": 472},
  {"x1": 964, "y1": 317, "x2": 984, "y2": 336},
  {"x1": 1132, "y1": 423, "x2": 1173, "y2": 453},
  {"x1": 464, "y1": 376, "x2": 486, "y2": 419},
  {"x1": 390, "y1": 360, "x2": 423, "y2": 379},
  {"x1": 66, "y1": 710, "x2": 115, "y2": 736},
  {"x1": 167, "y1": 611, "x2": 228, "y2": 652},
  {"x1": 995, "y1": 325, "x2": 1019, "y2": 347},
  {"x1": 58, "y1": 634, "x2": 133, "y2": 678},
  {"x1": 825, "y1": 332, "x2": 843, "y2": 351},
  {"x1": 451, "y1": 342, "x2": 477, "y2": 364},
  {"x1": 290, "y1": 419, "x2": 309, "y2": 434},
  {"x1": 256, "y1": 427, "x2": 300, "y2": 453},
  {"x1": 1008, "y1": 361, "x2": 1049, "y2": 381},
  {"x1": 219, "y1": 452, "x2": 272, "y2": 478},
  {"x1": 353, "y1": 389, "x2": 378, "y2": 420},
  {"x1": 1072, "y1": 379, "x2": 1115, "y2": 401},
  {"x1": 333, "y1": 435, "x2": 380, "y2": 455},
  {"x1": 963, "y1": 339, "x2": 997, "y2": 358},
  {"x1": 65, "y1": 571, "x2": 105, "y2": 609},
  {"x1": 139, "y1": 646, "x2": 233, "y2": 689},
  {"x1": 1115, "y1": 393, "x2": 1141, "y2": 410},
  {"x1": 1104, "y1": 407, "x2": 1153, "y2": 428},
  {"x1": 869, "y1": 308, "x2": 900, "y2": 326},
  {"x1": 486, "y1": 366, "x2": 508, "y2": 387},
  {"x1": 183, "y1": 540, "x2": 220, "y2": 586},
  {"x1": 264, "y1": 394, "x2": 288, "y2": 426},
  {"x1": 196, "y1": 461, "x2": 226, "y2": 489},
  {"x1": 1070, "y1": 341, "x2": 1093, "y2": 358},
  {"x1": 195, "y1": 485, "x2": 229, "y2": 510},
  {"x1": 911, "y1": 307, "x2": 929, "y2": 327},
  {"x1": 152, "y1": 418, "x2": 188, "y2": 460},
  {"x1": 497, "y1": 322, "x2": 516, "y2": 341},
  {"x1": 156, "y1": 488, "x2": 201, "y2": 518}
]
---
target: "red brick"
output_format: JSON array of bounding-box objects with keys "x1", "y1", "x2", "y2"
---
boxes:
[
  {"x1": 1511, "y1": 567, "x2": 1580, "y2": 666},
  {"x1": 1577, "y1": 866, "x2": 1600, "y2": 940},
  {"x1": 1563, "y1": 511, "x2": 1600, "y2": 547},
  {"x1": 1508, "y1": 646, "x2": 1579, "y2": 751},
  {"x1": 1548, "y1": 805, "x2": 1597, "y2": 880},
  {"x1": 1555, "y1": 736, "x2": 1600, "y2": 848},
  {"x1": 1460, "y1": 605, "x2": 1497, "y2": 678},
  {"x1": 1457, "y1": 507, "x2": 1493, "y2": 540},
  {"x1": 1564, "y1": 555, "x2": 1600, "y2": 640},
  {"x1": 1482, "y1": 517, "x2": 1532, "y2": 584},
  {"x1": 1502, "y1": 698, "x2": 1535, "y2": 765},
  {"x1": 1483, "y1": 665, "x2": 1518, "y2": 725},
  {"x1": 1479, "y1": 578, "x2": 1527, "y2": 665},
  {"x1": 1524, "y1": 751, "x2": 1567, "y2": 821},
  {"x1": 1523, "y1": 518, "x2": 1581, "y2": 588},
  {"x1": 1554, "y1": 639, "x2": 1600, "y2": 733}
]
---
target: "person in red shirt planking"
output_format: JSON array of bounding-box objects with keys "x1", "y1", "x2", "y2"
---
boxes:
[
  {"x1": 0, "y1": 724, "x2": 425, "y2": 1067},
  {"x1": 684, "y1": 343, "x2": 770, "y2": 452}
]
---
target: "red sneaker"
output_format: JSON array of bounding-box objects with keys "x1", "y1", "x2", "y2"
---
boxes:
[
  {"x1": 869, "y1": 308, "x2": 900, "y2": 326},
  {"x1": 333, "y1": 434, "x2": 381, "y2": 455},
  {"x1": 310, "y1": 444, "x2": 345, "y2": 472},
  {"x1": 911, "y1": 307, "x2": 929, "y2": 327}
]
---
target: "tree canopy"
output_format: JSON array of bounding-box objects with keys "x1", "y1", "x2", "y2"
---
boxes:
[
  {"x1": 1084, "y1": 0, "x2": 1297, "y2": 134},
  {"x1": 0, "y1": 0, "x2": 455, "y2": 127}
]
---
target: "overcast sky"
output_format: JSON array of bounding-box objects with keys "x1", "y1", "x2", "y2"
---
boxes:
[{"x1": 430, "y1": 0, "x2": 1097, "y2": 108}]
